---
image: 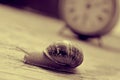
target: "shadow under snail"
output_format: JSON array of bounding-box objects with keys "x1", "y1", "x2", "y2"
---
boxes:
[{"x1": 21, "y1": 41, "x2": 84, "y2": 72}]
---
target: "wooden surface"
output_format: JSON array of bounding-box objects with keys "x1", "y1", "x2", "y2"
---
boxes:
[{"x1": 0, "y1": 5, "x2": 120, "y2": 80}]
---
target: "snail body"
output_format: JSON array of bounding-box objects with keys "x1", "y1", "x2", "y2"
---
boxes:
[{"x1": 24, "y1": 41, "x2": 83, "y2": 71}]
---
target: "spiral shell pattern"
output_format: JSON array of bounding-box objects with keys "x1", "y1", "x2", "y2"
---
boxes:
[{"x1": 44, "y1": 41, "x2": 83, "y2": 68}]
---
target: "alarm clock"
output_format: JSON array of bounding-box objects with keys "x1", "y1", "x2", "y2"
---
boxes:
[{"x1": 59, "y1": 0, "x2": 119, "y2": 38}]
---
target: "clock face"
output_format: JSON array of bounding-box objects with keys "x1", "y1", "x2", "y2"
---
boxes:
[{"x1": 59, "y1": 0, "x2": 118, "y2": 37}]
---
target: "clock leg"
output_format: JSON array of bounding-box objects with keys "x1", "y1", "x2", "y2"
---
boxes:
[
  {"x1": 59, "y1": 26, "x2": 67, "y2": 35},
  {"x1": 87, "y1": 36, "x2": 103, "y2": 47},
  {"x1": 97, "y1": 36, "x2": 103, "y2": 47}
]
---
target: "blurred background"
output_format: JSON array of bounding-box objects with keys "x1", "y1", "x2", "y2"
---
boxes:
[
  {"x1": 0, "y1": 0, "x2": 60, "y2": 18},
  {"x1": 0, "y1": 0, "x2": 119, "y2": 32},
  {"x1": 0, "y1": 0, "x2": 120, "y2": 52}
]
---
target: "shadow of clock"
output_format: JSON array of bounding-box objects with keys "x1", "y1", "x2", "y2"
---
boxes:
[
  {"x1": 86, "y1": 34, "x2": 120, "y2": 53},
  {"x1": 59, "y1": 29, "x2": 120, "y2": 53}
]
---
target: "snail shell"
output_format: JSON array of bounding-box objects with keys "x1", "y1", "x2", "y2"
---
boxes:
[{"x1": 24, "y1": 41, "x2": 83, "y2": 71}]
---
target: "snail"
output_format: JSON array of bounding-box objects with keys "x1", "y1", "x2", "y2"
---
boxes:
[{"x1": 19, "y1": 40, "x2": 83, "y2": 72}]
